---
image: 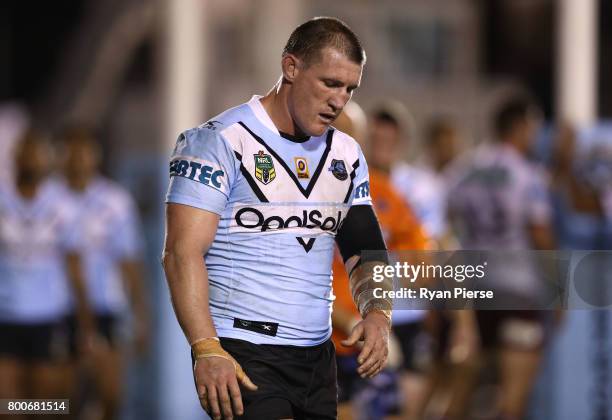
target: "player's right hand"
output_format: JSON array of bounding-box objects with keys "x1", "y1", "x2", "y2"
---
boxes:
[{"x1": 192, "y1": 338, "x2": 257, "y2": 420}]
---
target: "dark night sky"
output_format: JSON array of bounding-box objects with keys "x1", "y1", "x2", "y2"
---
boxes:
[
  {"x1": 0, "y1": 0, "x2": 85, "y2": 105},
  {"x1": 1, "y1": 0, "x2": 610, "y2": 118}
]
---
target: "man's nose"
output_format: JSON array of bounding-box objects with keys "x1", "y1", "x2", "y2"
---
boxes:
[{"x1": 329, "y1": 92, "x2": 350, "y2": 112}]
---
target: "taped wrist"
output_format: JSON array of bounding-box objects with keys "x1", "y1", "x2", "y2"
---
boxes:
[
  {"x1": 191, "y1": 337, "x2": 234, "y2": 363},
  {"x1": 191, "y1": 338, "x2": 250, "y2": 382},
  {"x1": 349, "y1": 260, "x2": 393, "y2": 322}
]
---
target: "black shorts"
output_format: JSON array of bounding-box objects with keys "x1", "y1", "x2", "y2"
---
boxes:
[
  {"x1": 0, "y1": 321, "x2": 69, "y2": 362},
  {"x1": 192, "y1": 338, "x2": 338, "y2": 419},
  {"x1": 66, "y1": 313, "x2": 121, "y2": 356},
  {"x1": 392, "y1": 321, "x2": 429, "y2": 372}
]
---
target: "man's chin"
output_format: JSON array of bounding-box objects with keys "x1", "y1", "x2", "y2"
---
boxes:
[
  {"x1": 294, "y1": 120, "x2": 329, "y2": 138},
  {"x1": 308, "y1": 123, "x2": 329, "y2": 137}
]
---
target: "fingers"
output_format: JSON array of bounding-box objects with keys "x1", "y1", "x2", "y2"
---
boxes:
[
  {"x1": 341, "y1": 323, "x2": 364, "y2": 347},
  {"x1": 228, "y1": 378, "x2": 244, "y2": 417},
  {"x1": 357, "y1": 346, "x2": 387, "y2": 378},
  {"x1": 199, "y1": 380, "x2": 244, "y2": 420},
  {"x1": 206, "y1": 386, "x2": 221, "y2": 420},
  {"x1": 198, "y1": 390, "x2": 210, "y2": 414},
  {"x1": 356, "y1": 323, "x2": 389, "y2": 378},
  {"x1": 195, "y1": 357, "x2": 254, "y2": 419},
  {"x1": 363, "y1": 358, "x2": 384, "y2": 378},
  {"x1": 357, "y1": 332, "x2": 375, "y2": 364},
  {"x1": 217, "y1": 384, "x2": 234, "y2": 420},
  {"x1": 236, "y1": 365, "x2": 258, "y2": 391}
]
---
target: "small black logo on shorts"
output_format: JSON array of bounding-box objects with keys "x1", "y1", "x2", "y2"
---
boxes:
[
  {"x1": 329, "y1": 159, "x2": 348, "y2": 180},
  {"x1": 233, "y1": 318, "x2": 279, "y2": 337}
]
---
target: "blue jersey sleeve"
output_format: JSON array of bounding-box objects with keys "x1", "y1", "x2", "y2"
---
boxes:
[
  {"x1": 350, "y1": 145, "x2": 372, "y2": 206},
  {"x1": 165, "y1": 125, "x2": 238, "y2": 215}
]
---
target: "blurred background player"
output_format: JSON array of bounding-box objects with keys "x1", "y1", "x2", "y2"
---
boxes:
[
  {"x1": 417, "y1": 116, "x2": 483, "y2": 420},
  {"x1": 381, "y1": 104, "x2": 447, "y2": 249},
  {"x1": 60, "y1": 126, "x2": 150, "y2": 420},
  {"x1": 0, "y1": 131, "x2": 95, "y2": 418},
  {"x1": 423, "y1": 117, "x2": 461, "y2": 180},
  {"x1": 332, "y1": 102, "x2": 428, "y2": 419},
  {"x1": 331, "y1": 101, "x2": 429, "y2": 420},
  {"x1": 366, "y1": 103, "x2": 480, "y2": 420},
  {"x1": 447, "y1": 96, "x2": 557, "y2": 420},
  {"x1": 550, "y1": 123, "x2": 607, "y2": 250}
]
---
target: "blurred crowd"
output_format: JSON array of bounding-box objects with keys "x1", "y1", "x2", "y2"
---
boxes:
[
  {"x1": 1, "y1": 88, "x2": 612, "y2": 420},
  {"x1": 0, "y1": 116, "x2": 150, "y2": 420},
  {"x1": 329, "y1": 95, "x2": 612, "y2": 420}
]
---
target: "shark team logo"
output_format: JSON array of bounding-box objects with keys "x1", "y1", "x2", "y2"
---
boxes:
[
  {"x1": 254, "y1": 150, "x2": 276, "y2": 185},
  {"x1": 329, "y1": 159, "x2": 348, "y2": 181}
]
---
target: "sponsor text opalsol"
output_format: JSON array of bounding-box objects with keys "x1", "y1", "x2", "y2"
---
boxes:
[{"x1": 234, "y1": 207, "x2": 344, "y2": 232}]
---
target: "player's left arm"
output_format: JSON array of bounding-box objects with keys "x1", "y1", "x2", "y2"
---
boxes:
[
  {"x1": 113, "y1": 198, "x2": 150, "y2": 356},
  {"x1": 65, "y1": 252, "x2": 97, "y2": 354},
  {"x1": 335, "y1": 204, "x2": 392, "y2": 378},
  {"x1": 61, "y1": 198, "x2": 97, "y2": 355},
  {"x1": 120, "y1": 259, "x2": 150, "y2": 355}
]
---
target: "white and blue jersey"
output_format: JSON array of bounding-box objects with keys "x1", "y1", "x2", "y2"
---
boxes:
[
  {"x1": 447, "y1": 143, "x2": 552, "y2": 299},
  {"x1": 68, "y1": 178, "x2": 143, "y2": 316},
  {"x1": 0, "y1": 179, "x2": 81, "y2": 324},
  {"x1": 166, "y1": 96, "x2": 372, "y2": 346}
]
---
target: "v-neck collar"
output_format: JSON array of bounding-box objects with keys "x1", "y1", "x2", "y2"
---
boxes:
[{"x1": 239, "y1": 122, "x2": 334, "y2": 199}]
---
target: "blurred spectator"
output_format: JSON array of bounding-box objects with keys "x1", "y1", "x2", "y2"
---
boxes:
[
  {"x1": 550, "y1": 123, "x2": 606, "y2": 250},
  {"x1": 0, "y1": 131, "x2": 95, "y2": 410},
  {"x1": 369, "y1": 105, "x2": 482, "y2": 419},
  {"x1": 447, "y1": 96, "x2": 556, "y2": 420},
  {"x1": 331, "y1": 102, "x2": 430, "y2": 420},
  {"x1": 363, "y1": 104, "x2": 455, "y2": 420},
  {"x1": 421, "y1": 116, "x2": 464, "y2": 250},
  {"x1": 376, "y1": 103, "x2": 446, "y2": 246},
  {"x1": 59, "y1": 126, "x2": 150, "y2": 420},
  {"x1": 423, "y1": 117, "x2": 461, "y2": 176}
]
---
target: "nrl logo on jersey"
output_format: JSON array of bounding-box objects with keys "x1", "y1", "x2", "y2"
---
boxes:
[{"x1": 254, "y1": 150, "x2": 276, "y2": 184}]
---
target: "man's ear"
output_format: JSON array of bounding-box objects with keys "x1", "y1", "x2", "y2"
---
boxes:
[{"x1": 281, "y1": 54, "x2": 300, "y2": 82}]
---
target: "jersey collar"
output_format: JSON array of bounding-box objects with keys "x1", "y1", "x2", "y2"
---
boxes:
[{"x1": 247, "y1": 95, "x2": 280, "y2": 136}]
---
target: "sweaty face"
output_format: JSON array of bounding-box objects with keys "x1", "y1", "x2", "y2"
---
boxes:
[{"x1": 288, "y1": 48, "x2": 362, "y2": 137}]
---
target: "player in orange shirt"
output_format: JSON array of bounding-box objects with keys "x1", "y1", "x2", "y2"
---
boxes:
[{"x1": 332, "y1": 103, "x2": 429, "y2": 419}]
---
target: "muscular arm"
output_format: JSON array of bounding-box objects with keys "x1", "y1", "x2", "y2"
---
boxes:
[
  {"x1": 162, "y1": 203, "x2": 219, "y2": 343},
  {"x1": 335, "y1": 205, "x2": 392, "y2": 378},
  {"x1": 163, "y1": 203, "x2": 256, "y2": 419}
]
